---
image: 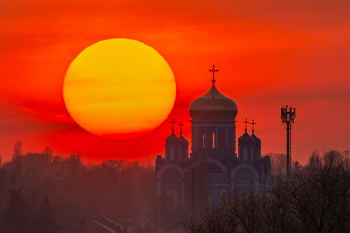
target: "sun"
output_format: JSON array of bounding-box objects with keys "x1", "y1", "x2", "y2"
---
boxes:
[{"x1": 63, "y1": 39, "x2": 176, "y2": 140}]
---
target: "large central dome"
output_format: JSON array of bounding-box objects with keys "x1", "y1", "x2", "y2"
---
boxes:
[{"x1": 189, "y1": 83, "x2": 238, "y2": 121}]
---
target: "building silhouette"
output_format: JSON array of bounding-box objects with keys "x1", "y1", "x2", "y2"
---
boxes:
[{"x1": 155, "y1": 66, "x2": 272, "y2": 214}]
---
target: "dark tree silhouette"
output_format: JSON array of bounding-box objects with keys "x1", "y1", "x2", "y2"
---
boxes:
[
  {"x1": 32, "y1": 196, "x2": 60, "y2": 233},
  {"x1": 185, "y1": 150, "x2": 350, "y2": 233},
  {"x1": 279, "y1": 150, "x2": 350, "y2": 233},
  {"x1": 1, "y1": 187, "x2": 28, "y2": 233},
  {"x1": 0, "y1": 145, "x2": 158, "y2": 232}
]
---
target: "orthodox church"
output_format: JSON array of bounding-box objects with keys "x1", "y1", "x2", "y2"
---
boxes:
[{"x1": 155, "y1": 66, "x2": 272, "y2": 214}]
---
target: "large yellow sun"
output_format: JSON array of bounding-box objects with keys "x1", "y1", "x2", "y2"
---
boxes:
[{"x1": 63, "y1": 39, "x2": 176, "y2": 140}]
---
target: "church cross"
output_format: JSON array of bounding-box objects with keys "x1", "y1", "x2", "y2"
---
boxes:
[
  {"x1": 243, "y1": 118, "x2": 250, "y2": 133},
  {"x1": 250, "y1": 119, "x2": 257, "y2": 134},
  {"x1": 170, "y1": 118, "x2": 176, "y2": 133},
  {"x1": 178, "y1": 121, "x2": 185, "y2": 135},
  {"x1": 209, "y1": 65, "x2": 219, "y2": 84}
]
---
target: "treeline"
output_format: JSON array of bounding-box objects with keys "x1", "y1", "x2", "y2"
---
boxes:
[
  {"x1": 2, "y1": 141, "x2": 348, "y2": 233},
  {"x1": 0, "y1": 143, "x2": 155, "y2": 233},
  {"x1": 185, "y1": 150, "x2": 350, "y2": 233}
]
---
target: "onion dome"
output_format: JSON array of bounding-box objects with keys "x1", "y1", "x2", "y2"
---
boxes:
[
  {"x1": 179, "y1": 134, "x2": 189, "y2": 146},
  {"x1": 251, "y1": 134, "x2": 261, "y2": 146},
  {"x1": 177, "y1": 120, "x2": 188, "y2": 146},
  {"x1": 166, "y1": 133, "x2": 181, "y2": 145},
  {"x1": 238, "y1": 132, "x2": 254, "y2": 144},
  {"x1": 189, "y1": 84, "x2": 238, "y2": 121}
]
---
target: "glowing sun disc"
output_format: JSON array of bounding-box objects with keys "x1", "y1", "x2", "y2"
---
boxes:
[{"x1": 63, "y1": 39, "x2": 176, "y2": 140}]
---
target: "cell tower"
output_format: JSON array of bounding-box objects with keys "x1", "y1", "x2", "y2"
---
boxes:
[{"x1": 281, "y1": 105, "x2": 296, "y2": 179}]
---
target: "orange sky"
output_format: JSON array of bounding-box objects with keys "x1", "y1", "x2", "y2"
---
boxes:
[{"x1": 1, "y1": 0, "x2": 350, "y2": 164}]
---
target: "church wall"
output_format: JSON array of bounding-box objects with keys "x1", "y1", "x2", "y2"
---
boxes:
[
  {"x1": 180, "y1": 146, "x2": 189, "y2": 160},
  {"x1": 253, "y1": 145, "x2": 261, "y2": 159},
  {"x1": 165, "y1": 146, "x2": 181, "y2": 163},
  {"x1": 238, "y1": 145, "x2": 254, "y2": 163},
  {"x1": 191, "y1": 122, "x2": 237, "y2": 160},
  {"x1": 206, "y1": 126, "x2": 216, "y2": 149},
  {"x1": 158, "y1": 168, "x2": 184, "y2": 206}
]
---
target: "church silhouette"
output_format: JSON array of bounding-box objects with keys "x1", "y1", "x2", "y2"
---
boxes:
[{"x1": 155, "y1": 65, "x2": 272, "y2": 214}]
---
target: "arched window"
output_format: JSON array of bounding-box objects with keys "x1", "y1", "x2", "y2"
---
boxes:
[
  {"x1": 198, "y1": 132, "x2": 204, "y2": 148},
  {"x1": 166, "y1": 190, "x2": 178, "y2": 208},
  {"x1": 170, "y1": 147, "x2": 174, "y2": 161},
  {"x1": 228, "y1": 132, "x2": 233, "y2": 149},
  {"x1": 219, "y1": 131, "x2": 225, "y2": 148},
  {"x1": 220, "y1": 190, "x2": 228, "y2": 202},
  {"x1": 208, "y1": 132, "x2": 215, "y2": 148},
  {"x1": 243, "y1": 147, "x2": 248, "y2": 161}
]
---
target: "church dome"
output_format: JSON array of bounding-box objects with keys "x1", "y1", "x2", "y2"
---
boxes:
[
  {"x1": 189, "y1": 84, "x2": 238, "y2": 121},
  {"x1": 251, "y1": 134, "x2": 261, "y2": 146},
  {"x1": 166, "y1": 133, "x2": 181, "y2": 145},
  {"x1": 179, "y1": 134, "x2": 189, "y2": 146},
  {"x1": 238, "y1": 132, "x2": 254, "y2": 144}
]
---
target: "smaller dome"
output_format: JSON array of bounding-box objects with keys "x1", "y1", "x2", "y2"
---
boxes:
[
  {"x1": 251, "y1": 134, "x2": 261, "y2": 146},
  {"x1": 179, "y1": 134, "x2": 189, "y2": 146},
  {"x1": 166, "y1": 133, "x2": 181, "y2": 145},
  {"x1": 238, "y1": 132, "x2": 254, "y2": 144}
]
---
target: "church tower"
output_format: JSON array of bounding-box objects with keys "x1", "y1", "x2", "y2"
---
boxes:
[
  {"x1": 189, "y1": 65, "x2": 238, "y2": 160},
  {"x1": 238, "y1": 118, "x2": 255, "y2": 164},
  {"x1": 178, "y1": 121, "x2": 189, "y2": 161},
  {"x1": 250, "y1": 119, "x2": 262, "y2": 160},
  {"x1": 164, "y1": 119, "x2": 185, "y2": 163}
]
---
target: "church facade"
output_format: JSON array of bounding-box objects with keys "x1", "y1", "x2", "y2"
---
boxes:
[{"x1": 155, "y1": 67, "x2": 272, "y2": 214}]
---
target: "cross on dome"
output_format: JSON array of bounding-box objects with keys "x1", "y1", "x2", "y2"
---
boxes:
[
  {"x1": 209, "y1": 65, "x2": 219, "y2": 84},
  {"x1": 243, "y1": 118, "x2": 250, "y2": 133},
  {"x1": 178, "y1": 121, "x2": 185, "y2": 135},
  {"x1": 250, "y1": 119, "x2": 257, "y2": 134},
  {"x1": 170, "y1": 118, "x2": 176, "y2": 133}
]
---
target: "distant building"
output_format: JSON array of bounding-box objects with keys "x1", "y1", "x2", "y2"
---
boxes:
[{"x1": 155, "y1": 67, "x2": 272, "y2": 214}]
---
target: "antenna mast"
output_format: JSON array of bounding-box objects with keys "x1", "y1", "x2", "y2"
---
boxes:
[{"x1": 281, "y1": 105, "x2": 296, "y2": 179}]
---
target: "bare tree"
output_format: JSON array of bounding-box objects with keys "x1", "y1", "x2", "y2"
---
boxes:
[{"x1": 185, "y1": 150, "x2": 350, "y2": 233}]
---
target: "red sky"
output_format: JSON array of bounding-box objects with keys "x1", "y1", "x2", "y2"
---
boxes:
[{"x1": 1, "y1": 0, "x2": 350, "y2": 164}]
